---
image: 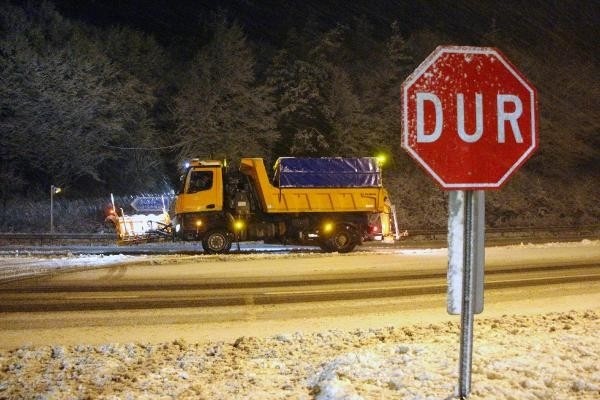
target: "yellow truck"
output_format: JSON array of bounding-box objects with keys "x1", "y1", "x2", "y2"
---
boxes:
[{"x1": 171, "y1": 157, "x2": 397, "y2": 253}]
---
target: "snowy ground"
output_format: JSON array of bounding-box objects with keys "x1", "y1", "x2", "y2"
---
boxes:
[
  {"x1": 0, "y1": 241, "x2": 324, "y2": 283},
  {"x1": 0, "y1": 310, "x2": 598, "y2": 399},
  {"x1": 1, "y1": 239, "x2": 594, "y2": 283},
  {"x1": 0, "y1": 241, "x2": 599, "y2": 399},
  {"x1": 0, "y1": 253, "x2": 147, "y2": 283}
]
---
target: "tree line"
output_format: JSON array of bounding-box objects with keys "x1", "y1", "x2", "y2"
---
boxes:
[{"x1": 1, "y1": 3, "x2": 412, "y2": 198}]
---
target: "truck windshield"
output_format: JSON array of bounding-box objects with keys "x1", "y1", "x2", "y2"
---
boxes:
[{"x1": 187, "y1": 170, "x2": 213, "y2": 194}]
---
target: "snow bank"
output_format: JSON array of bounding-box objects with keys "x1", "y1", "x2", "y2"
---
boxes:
[{"x1": 2, "y1": 311, "x2": 597, "y2": 399}]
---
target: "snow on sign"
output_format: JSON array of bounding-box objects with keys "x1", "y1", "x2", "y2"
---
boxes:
[
  {"x1": 401, "y1": 46, "x2": 538, "y2": 190},
  {"x1": 130, "y1": 196, "x2": 167, "y2": 212}
]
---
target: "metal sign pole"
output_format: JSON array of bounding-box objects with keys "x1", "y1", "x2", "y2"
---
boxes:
[{"x1": 458, "y1": 190, "x2": 475, "y2": 398}]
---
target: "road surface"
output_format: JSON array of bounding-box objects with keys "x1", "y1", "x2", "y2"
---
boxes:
[{"x1": 0, "y1": 241, "x2": 599, "y2": 348}]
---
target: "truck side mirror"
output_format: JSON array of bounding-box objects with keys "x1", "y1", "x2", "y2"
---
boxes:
[{"x1": 177, "y1": 175, "x2": 185, "y2": 194}]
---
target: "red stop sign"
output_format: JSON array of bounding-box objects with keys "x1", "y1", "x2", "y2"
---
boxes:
[{"x1": 401, "y1": 46, "x2": 538, "y2": 190}]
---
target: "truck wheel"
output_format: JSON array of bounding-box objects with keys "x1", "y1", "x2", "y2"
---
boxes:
[
  {"x1": 327, "y1": 225, "x2": 358, "y2": 253},
  {"x1": 202, "y1": 230, "x2": 232, "y2": 254}
]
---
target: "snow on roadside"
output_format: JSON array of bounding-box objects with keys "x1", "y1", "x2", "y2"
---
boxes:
[
  {"x1": 504, "y1": 238, "x2": 599, "y2": 249},
  {"x1": 0, "y1": 239, "x2": 596, "y2": 283},
  {"x1": 0, "y1": 254, "x2": 146, "y2": 282},
  {"x1": 0, "y1": 310, "x2": 598, "y2": 399},
  {"x1": 390, "y1": 239, "x2": 600, "y2": 255}
]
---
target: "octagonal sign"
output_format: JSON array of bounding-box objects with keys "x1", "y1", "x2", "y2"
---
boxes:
[{"x1": 401, "y1": 46, "x2": 538, "y2": 189}]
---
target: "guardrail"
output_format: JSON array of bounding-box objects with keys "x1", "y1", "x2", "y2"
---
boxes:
[
  {"x1": 0, "y1": 225, "x2": 598, "y2": 246},
  {"x1": 0, "y1": 232, "x2": 117, "y2": 246}
]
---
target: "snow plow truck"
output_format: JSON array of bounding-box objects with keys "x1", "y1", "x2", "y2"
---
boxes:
[{"x1": 107, "y1": 157, "x2": 399, "y2": 253}]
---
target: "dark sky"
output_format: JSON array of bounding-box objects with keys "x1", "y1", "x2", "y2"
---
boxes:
[
  {"x1": 52, "y1": 0, "x2": 598, "y2": 55},
  {"x1": 51, "y1": 1, "x2": 485, "y2": 44}
]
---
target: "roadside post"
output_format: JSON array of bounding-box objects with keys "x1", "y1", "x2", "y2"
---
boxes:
[
  {"x1": 401, "y1": 46, "x2": 538, "y2": 398},
  {"x1": 50, "y1": 185, "x2": 62, "y2": 233}
]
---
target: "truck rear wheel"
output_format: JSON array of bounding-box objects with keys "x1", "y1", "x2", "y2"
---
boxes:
[
  {"x1": 326, "y1": 225, "x2": 358, "y2": 253},
  {"x1": 202, "y1": 230, "x2": 232, "y2": 254}
]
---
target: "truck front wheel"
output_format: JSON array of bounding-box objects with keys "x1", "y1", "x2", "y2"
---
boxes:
[
  {"x1": 202, "y1": 230, "x2": 232, "y2": 254},
  {"x1": 326, "y1": 225, "x2": 358, "y2": 253}
]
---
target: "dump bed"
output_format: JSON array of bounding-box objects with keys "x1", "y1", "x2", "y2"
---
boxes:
[
  {"x1": 273, "y1": 157, "x2": 381, "y2": 188},
  {"x1": 240, "y1": 158, "x2": 387, "y2": 214}
]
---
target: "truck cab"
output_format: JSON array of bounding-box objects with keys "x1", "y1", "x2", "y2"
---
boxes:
[
  {"x1": 175, "y1": 160, "x2": 223, "y2": 214},
  {"x1": 172, "y1": 160, "x2": 233, "y2": 252}
]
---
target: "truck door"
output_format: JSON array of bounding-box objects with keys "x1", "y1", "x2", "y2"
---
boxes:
[{"x1": 177, "y1": 167, "x2": 223, "y2": 213}]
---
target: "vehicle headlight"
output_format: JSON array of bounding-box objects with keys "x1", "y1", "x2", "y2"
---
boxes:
[{"x1": 234, "y1": 220, "x2": 245, "y2": 231}]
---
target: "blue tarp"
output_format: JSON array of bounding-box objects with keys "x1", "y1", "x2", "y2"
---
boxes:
[{"x1": 273, "y1": 157, "x2": 382, "y2": 188}]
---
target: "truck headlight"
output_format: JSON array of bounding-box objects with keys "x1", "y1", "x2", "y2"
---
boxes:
[{"x1": 234, "y1": 220, "x2": 245, "y2": 231}]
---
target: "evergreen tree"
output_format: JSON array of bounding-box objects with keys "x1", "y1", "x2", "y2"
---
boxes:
[
  {"x1": 172, "y1": 18, "x2": 277, "y2": 164},
  {"x1": 0, "y1": 2, "x2": 162, "y2": 198},
  {"x1": 267, "y1": 49, "x2": 330, "y2": 156}
]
